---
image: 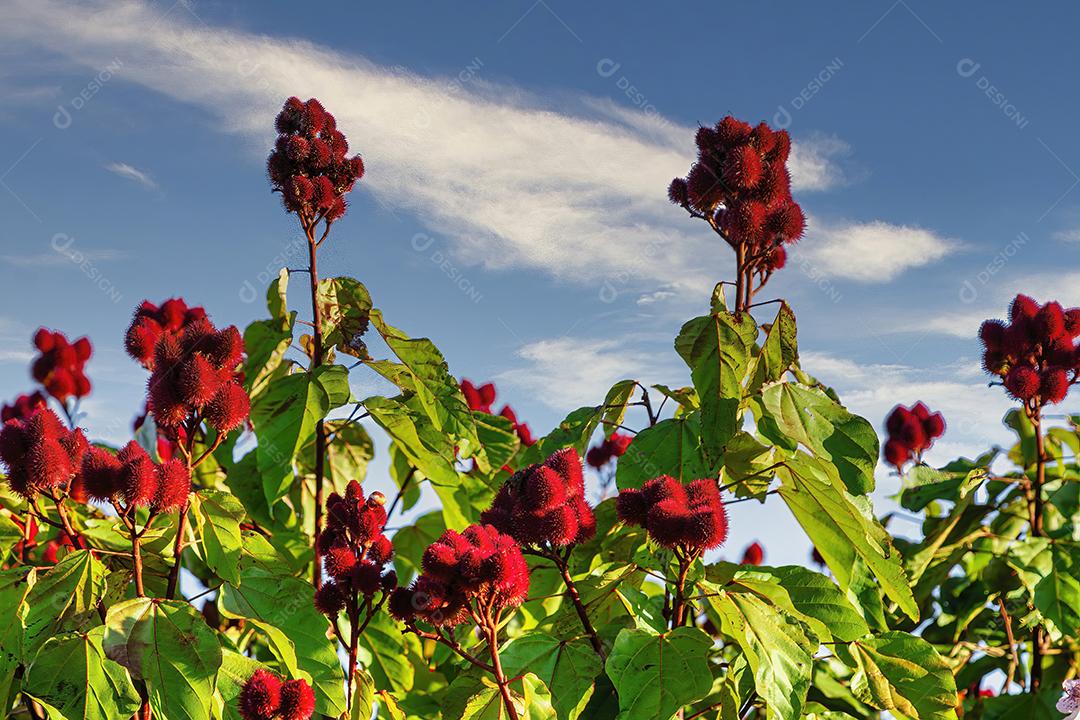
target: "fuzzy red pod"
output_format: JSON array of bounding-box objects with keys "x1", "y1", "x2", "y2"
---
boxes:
[
  {"x1": 978, "y1": 319, "x2": 1008, "y2": 353},
  {"x1": 684, "y1": 502, "x2": 729, "y2": 550},
  {"x1": 923, "y1": 411, "x2": 946, "y2": 441},
  {"x1": 667, "y1": 178, "x2": 690, "y2": 207},
  {"x1": 1, "y1": 392, "x2": 48, "y2": 423},
  {"x1": 388, "y1": 586, "x2": 418, "y2": 621},
  {"x1": 609, "y1": 432, "x2": 633, "y2": 457},
  {"x1": 1040, "y1": 367, "x2": 1070, "y2": 405},
  {"x1": 285, "y1": 135, "x2": 309, "y2": 163},
  {"x1": 490, "y1": 543, "x2": 530, "y2": 606},
  {"x1": 73, "y1": 338, "x2": 92, "y2": 362},
  {"x1": 767, "y1": 246, "x2": 787, "y2": 271},
  {"x1": 207, "y1": 327, "x2": 245, "y2": 372},
  {"x1": 368, "y1": 534, "x2": 394, "y2": 565},
  {"x1": 1036, "y1": 301, "x2": 1068, "y2": 341},
  {"x1": 721, "y1": 144, "x2": 764, "y2": 190},
  {"x1": 740, "y1": 541, "x2": 764, "y2": 565},
  {"x1": 1010, "y1": 294, "x2": 1040, "y2": 323},
  {"x1": 323, "y1": 543, "x2": 358, "y2": 582},
  {"x1": 544, "y1": 447, "x2": 585, "y2": 495},
  {"x1": 893, "y1": 411, "x2": 926, "y2": 451},
  {"x1": 517, "y1": 505, "x2": 578, "y2": 547},
  {"x1": 694, "y1": 126, "x2": 719, "y2": 151},
  {"x1": 204, "y1": 383, "x2": 251, "y2": 434},
  {"x1": 238, "y1": 669, "x2": 282, "y2": 720},
  {"x1": 571, "y1": 496, "x2": 597, "y2": 543},
  {"x1": 309, "y1": 138, "x2": 332, "y2": 169},
  {"x1": 154, "y1": 459, "x2": 191, "y2": 511},
  {"x1": 768, "y1": 201, "x2": 806, "y2": 244},
  {"x1": 982, "y1": 350, "x2": 1008, "y2": 376},
  {"x1": 312, "y1": 176, "x2": 337, "y2": 210},
  {"x1": 421, "y1": 536, "x2": 461, "y2": 582},
  {"x1": 884, "y1": 438, "x2": 912, "y2": 469},
  {"x1": 275, "y1": 96, "x2": 305, "y2": 134},
  {"x1": 585, "y1": 445, "x2": 611, "y2": 469},
  {"x1": 43, "y1": 370, "x2": 77, "y2": 401},
  {"x1": 177, "y1": 355, "x2": 222, "y2": 408},
  {"x1": 33, "y1": 328, "x2": 55, "y2": 352},
  {"x1": 147, "y1": 376, "x2": 189, "y2": 429},
  {"x1": 80, "y1": 447, "x2": 122, "y2": 501},
  {"x1": 352, "y1": 561, "x2": 383, "y2": 596},
  {"x1": 725, "y1": 199, "x2": 767, "y2": 244},
  {"x1": 0, "y1": 420, "x2": 28, "y2": 469},
  {"x1": 644, "y1": 499, "x2": 689, "y2": 548},
  {"x1": 278, "y1": 679, "x2": 316, "y2": 720},
  {"x1": 616, "y1": 488, "x2": 648, "y2": 526},
  {"x1": 1065, "y1": 309, "x2": 1080, "y2": 338},
  {"x1": 685, "y1": 477, "x2": 722, "y2": 510},
  {"x1": 756, "y1": 163, "x2": 792, "y2": 207},
  {"x1": 686, "y1": 162, "x2": 723, "y2": 212},
  {"x1": 125, "y1": 316, "x2": 162, "y2": 368},
  {"x1": 326, "y1": 196, "x2": 348, "y2": 222},
  {"x1": 117, "y1": 441, "x2": 157, "y2": 506},
  {"x1": 520, "y1": 465, "x2": 569, "y2": 510},
  {"x1": 1004, "y1": 365, "x2": 1041, "y2": 401},
  {"x1": 715, "y1": 116, "x2": 752, "y2": 147},
  {"x1": 641, "y1": 475, "x2": 688, "y2": 507}
]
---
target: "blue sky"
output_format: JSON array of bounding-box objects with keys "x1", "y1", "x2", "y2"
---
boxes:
[{"x1": 2, "y1": 0, "x2": 1079, "y2": 565}]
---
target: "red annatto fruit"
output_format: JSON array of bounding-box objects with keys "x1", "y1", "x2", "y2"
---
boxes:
[
  {"x1": 609, "y1": 433, "x2": 633, "y2": 457},
  {"x1": 715, "y1": 116, "x2": 752, "y2": 147},
  {"x1": 313, "y1": 176, "x2": 337, "y2": 210},
  {"x1": 725, "y1": 199, "x2": 767, "y2": 244},
  {"x1": 73, "y1": 338, "x2": 92, "y2": 362},
  {"x1": 1004, "y1": 365, "x2": 1041, "y2": 401},
  {"x1": 368, "y1": 534, "x2": 394, "y2": 565},
  {"x1": 33, "y1": 328, "x2": 55, "y2": 352},
  {"x1": 645, "y1": 499, "x2": 689, "y2": 548},
  {"x1": 767, "y1": 246, "x2": 787, "y2": 271},
  {"x1": 154, "y1": 459, "x2": 191, "y2": 511},
  {"x1": 751, "y1": 122, "x2": 776, "y2": 154},
  {"x1": 1036, "y1": 301, "x2": 1067, "y2": 341},
  {"x1": 1040, "y1": 367, "x2": 1070, "y2": 404},
  {"x1": 521, "y1": 466, "x2": 569, "y2": 510},
  {"x1": 923, "y1": 411, "x2": 946, "y2": 441},
  {"x1": 1065, "y1": 308, "x2": 1080, "y2": 338},
  {"x1": 285, "y1": 135, "x2": 309, "y2": 162},
  {"x1": 982, "y1": 350, "x2": 1008, "y2": 376},
  {"x1": 546, "y1": 447, "x2": 585, "y2": 493},
  {"x1": 586, "y1": 445, "x2": 611, "y2": 469},
  {"x1": 314, "y1": 580, "x2": 346, "y2": 617},
  {"x1": 767, "y1": 129, "x2": 791, "y2": 163},
  {"x1": 740, "y1": 541, "x2": 764, "y2": 565},
  {"x1": 1010, "y1": 294, "x2": 1040, "y2": 323},
  {"x1": 421, "y1": 537, "x2": 461, "y2": 582},
  {"x1": 381, "y1": 570, "x2": 398, "y2": 592},
  {"x1": 309, "y1": 138, "x2": 331, "y2": 168},
  {"x1": 757, "y1": 163, "x2": 791, "y2": 207},
  {"x1": 289, "y1": 176, "x2": 314, "y2": 205},
  {"x1": 884, "y1": 438, "x2": 912, "y2": 468},
  {"x1": 352, "y1": 561, "x2": 383, "y2": 596},
  {"x1": 388, "y1": 586, "x2": 417, "y2": 622},
  {"x1": 1, "y1": 392, "x2": 48, "y2": 423},
  {"x1": 667, "y1": 178, "x2": 689, "y2": 206},
  {"x1": 125, "y1": 316, "x2": 162, "y2": 368},
  {"x1": 978, "y1": 320, "x2": 1008, "y2": 353},
  {"x1": 80, "y1": 447, "x2": 122, "y2": 501},
  {"x1": 43, "y1": 369, "x2": 76, "y2": 401},
  {"x1": 207, "y1": 327, "x2": 245, "y2": 371},
  {"x1": 159, "y1": 298, "x2": 190, "y2": 331},
  {"x1": 722, "y1": 144, "x2": 764, "y2": 190},
  {"x1": 686, "y1": 162, "x2": 722, "y2": 212},
  {"x1": 323, "y1": 543, "x2": 357, "y2": 581},
  {"x1": 326, "y1": 196, "x2": 347, "y2": 222},
  {"x1": 894, "y1": 411, "x2": 926, "y2": 451},
  {"x1": 204, "y1": 383, "x2": 251, "y2": 434},
  {"x1": 238, "y1": 669, "x2": 282, "y2": 720},
  {"x1": 118, "y1": 441, "x2": 158, "y2": 506},
  {"x1": 641, "y1": 475, "x2": 688, "y2": 506},
  {"x1": 769, "y1": 201, "x2": 806, "y2": 244},
  {"x1": 694, "y1": 126, "x2": 718, "y2": 151},
  {"x1": 178, "y1": 355, "x2": 222, "y2": 408},
  {"x1": 350, "y1": 155, "x2": 365, "y2": 180}
]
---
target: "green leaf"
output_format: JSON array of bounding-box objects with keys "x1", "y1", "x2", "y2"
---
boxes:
[
  {"x1": 355, "y1": 611, "x2": 415, "y2": 694},
  {"x1": 714, "y1": 564, "x2": 870, "y2": 642},
  {"x1": 219, "y1": 564, "x2": 346, "y2": 716},
  {"x1": 104, "y1": 598, "x2": 222, "y2": 720},
  {"x1": 392, "y1": 511, "x2": 446, "y2": 584},
  {"x1": 388, "y1": 443, "x2": 422, "y2": 513},
  {"x1": 675, "y1": 309, "x2": 757, "y2": 465},
  {"x1": 847, "y1": 632, "x2": 958, "y2": 720},
  {"x1": 25, "y1": 627, "x2": 141, "y2": 720},
  {"x1": 473, "y1": 413, "x2": 521, "y2": 475},
  {"x1": 708, "y1": 588, "x2": 815, "y2": 720},
  {"x1": 500, "y1": 631, "x2": 602, "y2": 720},
  {"x1": 191, "y1": 489, "x2": 244, "y2": 586},
  {"x1": 615, "y1": 414, "x2": 712, "y2": 490},
  {"x1": 720, "y1": 431, "x2": 781, "y2": 500},
  {"x1": 243, "y1": 269, "x2": 295, "y2": 399},
  {"x1": 1034, "y1": 541, "x2": 1080, "y2": 641},
  {"x1": 250, "y1": 365, "x2": 350, "y2": 503},
  {"x1": 0, "y1": 513, "x2": 23, "y2": 562},
  {"x1": 747, "y1": 302, "x2": 798, "y2": 395},
  {"x1": 299, "y1": 419, "x2": 375, "y2": 487},
  {"x1": 760, "y1": 383, "x2": 878, "y2": 495},
  {"x1": 317, "y1": 275, "x2": 373, "y2": 356},
  {"x1": 604, "y1": 627, "x2": 713, "y2": 720},
  {"x1": 23, "y1": 549, "x2": 106, "y2": 656},
  {"x1": 352, "y1": 668, "x2": 376, "y2": 720},
  {"x1": 776, "y1": 453, "x2": 918, "y2": 620},
  {"x1": 523, "y1": 381, "x2": 638, "y2": 464},
  {"x1": 443, "y1": 672, "x2": 555, "y2": 720},
  {"x1": 0, "y1": 567, "x2": 33, "y2": 704}
]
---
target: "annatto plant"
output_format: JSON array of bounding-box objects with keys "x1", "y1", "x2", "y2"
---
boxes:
[{"x1": 0, "y1": 102, "x2": 972, "y2": 720}]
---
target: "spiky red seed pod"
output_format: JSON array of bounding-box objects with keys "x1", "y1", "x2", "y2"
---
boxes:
[
  {"x1": 147, "y1": 376, "x2": 189, "y2": 429},
  {"x1": 686, "y1": 162, "x2": 723, "y2": 212},
  {"x1": 33, "y1": 328, "x2": 55, "y2": 352},
  {"x1": 767, "y1": 246, "x2": 787, "y2": 270},
  {"x1": 238, "y1": 669, "x2": 282, "y2": 720},
  {"x1": 352, "y1": 561, "x2": 383, "y2": 596},
  {"x1": 544, "y1": 447, "x2": 585, "y2": 495},
  {"x1": 521, "y1": 466, "x2": 568, "y2": 510},
  {"x1": 608, "y1": 433, "x2": 632, "y2": 457},
  {"x1": 159, "y1": 298, "x2": 189, "y2": 332},
  {"x1": 388, "y1": 586, "x2": 417, "y2": 621},
  {"x1": 686, "y1": 478, "x2": 722, "y2": 509},
  {"x1": 285, "y1": 135, "x2": 309, "y2": 163},
  {"x1": 206, "y1": 326, "x2": 244, "y2": 371},
  {"x1": 314, "y1": 581, "x2": 345, "y2": 617},
  {"x1": 125, "y1": 316, "x2": 162, "y2": 368},
  {"x1": 751, "y1": 122, "x2": 776, "y2": 154},
  {"x1": 715, "y1": 116, "x2": 752, "y2": 147},
  {"x1": 573, "y1": 497, "x2": 597, "y2": 543},
  {"x1": 883, "y1": 438, "x2": 911, "y2": 469},
  {"x1": 73, "y1": 337, "x2": 92, "y2": 362},
  {"x1": 978, "y1": 320, "x2": 1008, "y2": 353},
  {"x1": 323, "y1": 543, "x2": 358, "y2": 581},
  {"x1": 1, "y1": 392, "x2": 47, "y2": 423},
  {"x1": 722, "y1": 144, "x2": 764, "y2": 190},
  {"x1": 289, "y1": 176, "x2": 314, "y2": 204},
  {"x1": 0, "y1": 420, "x2": 27, "y2": 467},
  {"x1": 1040, "y1": 368, "x2": 1070, "y2": 405},
  {"x1": 644, "y1": 499, "x2": 688, "y2": 548},
  {"x1": 421, "y1": 539, "x2": 460, "y2": 581},
  {"x1": 982, "y1": 350, "x2": 1008, "y2": 376},
  {"x1": 667, "y1": 178, "x2": 689, "y2": 205},
  {"x1": 726, "y1": 199, "x2": 767, "y2": 244},
  {"x1": 313, "y1": 176, "x2": 337, "y2": 210},
  {"x1": 117, "y1": 441, "x2": 157, "y2": 506},
  {"x1": 204, "y1": 383, "x2": 250, "y2": 434},
  {"x1": 381, "y1": 570, "x2": 398, "y2": 592},
  {"x1": 1004, "y1": 365, "x2": 1041, "y2": 401},
  {"x1": 1065, "y1": 309, "x2": 1080, "y2": 338},
  {"x1": 685, "y1": 501, "x2": 728, "y2": 550},
  {"x1": 154, "y1": 459, "x2": 191, "y2": 511},
  {"x1": 309, "y1": 138, "x2": 331, "y2": 168},
  {"x1": 1036, "y1": 301, "x2": 1067, "y2": 341},
  {"x1": 44, "y1": 369, "x2": 76, "y2": 401},
  {"x1": 178, "y1": 355, "x2": 222, "y2": 408},
  {"x1": 326, "y1": 196, "x2": 347, "y2": 222},
  {"x1": 537, "y1": 505, "x2": 580, "y2": 546},
  {"x1": 1010, "y1": 294, "x2": 1040, "y2": 323},
  {"x1": 355, "y1": 503, "x2": 387, "y2": 543},
  {"x1": 80, "y1": 447, "x2": 122, "y2": 501},
  {"x1": 740, "y1": 541, "x2": 764, "y2": 565},
  {"x1": 893, "y1": 412, "x2": 926, "y2": 451},
  {"x1": 278, "y1": 680, "x2": 315, "y2": 720},
  {"x1": 641, "y1": 475, "x2": 688, "y2": 506},
  {"x1": 490, "y1": 545, "x2": 530, "y2": 606},
  {"x1": 367, "y1": 534, "x2": 394, "y2": 565},
  {"x1": 694, "y1": 126, "x2": 719, "y2": 151},
  {"x1": 350, "y1": 155, "x2": 365, "y2": 180},
  {"x1": 769, "y1": 201, "x2": 806, "y2": 244},
  {"x1": 767, "y1": 129, "x2": 791, "y2": 163},
  {"x1": 586, "y1": 445, "x2": 611, "y2": 469}
]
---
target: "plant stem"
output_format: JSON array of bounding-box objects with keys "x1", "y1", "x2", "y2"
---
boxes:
[
  {"x1": 165, "y1": 503, "x2": 189, "y2": 600},
  {"x1": 483, "y1": 609, "x2": 518, "y2": 720},
  {"x1": 346, "y1": 602, "x2": 361, "y2": 713},
  {"x1": 131, "y1": 530, "x2": 145, "y2": 597},
  {"x1": 1030, "y1": 410, "x2": 1046, "y2": 692},
  {"x1": 306, "y1": 221, "x2": 328, "y2": 590},
  {"x1": 671, "y1": 551, "x2": 694, "y2": 628},
  {"x1": 549, "y1": 549, "x2": 605, "y2": 660}
]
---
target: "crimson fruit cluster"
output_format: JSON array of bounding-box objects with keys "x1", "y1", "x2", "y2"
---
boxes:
[
  {"x1": 616, "y1": 475, "x2": 729, "y2": 553},
  {"x1": 31, "y1": 329, "x2": 92, "y2": 402},
  {"x1": 238, "y1": 669, "x2": 315, "y2": 720},
  {"x1": 883, "y1": 402, "x2": 946, "y2": 471},
  {"x1": 0, "y1": 407, "x2": 87, "y2": 500}
]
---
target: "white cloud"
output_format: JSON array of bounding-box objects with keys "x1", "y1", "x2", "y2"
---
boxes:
[
  {"x1": 1053, "y1": 228, "x2": 1080, "y2": 243},
  {"x1": 104, "y1": 162, "x2": 157, "y2": 189},
  {"x1": 801, "y1": 219, "x2": 960, "y2": 282},
  {"x1": 0, "y1": 249, "x2": 124, "y2": 267},
  {"x1": 0, "y1": 0, "x2": 879, "y2": 302},
  {"x1": 636, "y1": 289, "x2": 677, "y2": 305},
  {"x1": 497, "y1": 337, "x2": 677, "y2": 411}
]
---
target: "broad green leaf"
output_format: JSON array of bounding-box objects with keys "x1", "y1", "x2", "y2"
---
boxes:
[
  {"x1": 250, "y1": 365, "x2": 350, "y2": 503},
  {"x1": 777, "y1": 453, "x2": 918, "y2": 620},
  {"x1": 243, "y1": 269, "x2": 295, "y2": 398},
  {"x1": 0, "y1": 513, "x2": 22, "y2": 562},
  {"x1": 355, "y1": 611, "x2": 415, "y2": 694},
  {"x1": 711, "y1": 564, "x2": 870, "y2": 642},
  {"x1": 674, "y1": 309, "x2": 757, "y2": 464},
  {"x1": 523, "y1": 381, "x2": 638, "y2": 464},
  {"x1": 1033, "y1": 541, "x2": 1080, "y2": 641},
  {"x1": 299, "y1": 419, "x2": 375, "y2": 488},
  {"x1": 24, "y1": 549, "x2": 106, "y2": 656},
  {"x1": 317, "y1": 275, "x2": 373, "y2": 356},
  {"x1": 650, "y1": 384, "x2": 699, "y2": 416},
  {"x1": 898, "y1": 466, "x2": 988, "y2": 512},
  {"x1": 719, "y1": 431, "x2": 780, "y2": 500},
  {"x1": 191, "y1": 489, "x2": 244, "y2": 586},
  {"x1": 388, "y1": 443, "x2": 423, "y2": 513},
  {"x1": 615, "y1": 414, "x2": 713, "y2": 490},
  {"x1": 444, "y1": 672, "x2": 555, "y2": 720},
  {"x1": 392, "y1": 511, "x2": 446, "y2": 584},
  {"x1": 0, "y1": 567, "x2": 33, "y2": 704},
  {"x1": 708, "y1": 588, "x2": 815, "y2": 719},
  {"x1": 848, "y1": 632, "x2": 958, "y2": 720},
  {"x1": 352, "y1": 668, "x2": 376, "y2": 720},
  {"x1": 473, "y1": 413, "x2": 521, "y2": 475},
  {"x1": 104, "y1": 598, "x2": 221, "y2": 720},
  {"x1": 501, "y1": 631, "x2": 602, "y2": 720},
  {"x1": 219, "y1": 564, "x2": 346, "y2": 716},
  {"x1": 747, "y1": 301, "x2": 798, "y2": 395},
  {"x1": 25, "y1": 627, "x2": 141, "y2": 720},
  {"x1": 980, "y1": 692, "x2": 1059, "y2": 719},
  {"x1": 604, "y1": 627, "x2": 712, "y2": 720},
  {"x1": 760, "y1": 383, "x2": 878, "y2": 495}
]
